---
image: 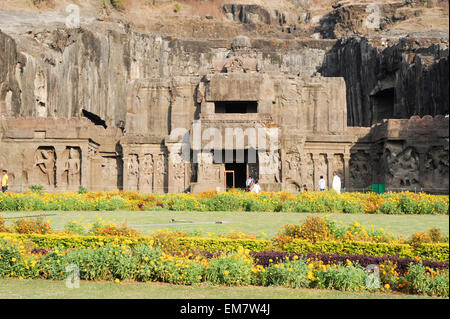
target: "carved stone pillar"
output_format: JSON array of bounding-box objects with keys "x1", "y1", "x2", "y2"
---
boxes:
[
  {"x1": 416, "y1": 146, "x2": 428, "y2": 188},
  {"x1": 54, "y1": 145, "x2": 66, "y2": 190},
  {"x1": 326, "y1": 153, "x2": 334, "y2": 190},
  {"x1": 122, "y1": 154, "x2": 129, "y2": 191},
  {"x1": 343, "y1": 154, "x2": 351, "y2": 190},
  {"x1": 80, "y1": 145, "x2": 90, "y2": 190},
  {"x1": 312, "y1": 153, "x2": 319, "y2": 191}
]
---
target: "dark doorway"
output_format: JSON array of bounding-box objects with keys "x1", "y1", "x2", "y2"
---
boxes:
[
  {"x1": 215, "y1": 101, "x2": 258, "y2": 113},
  {"x1": 371, "y1": 88, "x2": 395, "y2": 123},
  {"x1": 225, "y1": 163, "x2": 247, "y2": 189}
]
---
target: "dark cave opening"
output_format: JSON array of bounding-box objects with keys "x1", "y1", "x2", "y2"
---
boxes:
[
  {"x1": 82, "y1": 109, "x2": 107, "y2": 128},
  {"x1": 371, "y1": 88, "x2": 395, "y2": 124}
]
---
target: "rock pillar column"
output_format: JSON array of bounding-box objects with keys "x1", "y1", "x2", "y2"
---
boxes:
[
  {"x1": 312, "y1": 153, "x2": 319, "y2": 191},
  {"x1": 343, "y1": 154, "x2": 351, "y2": 190},
  {"x1": 326, "y1": 153, "x2": 334, "y2": 190},
  {"x1": 54, "y1": 145, "x2": 66, "y2": 191}
]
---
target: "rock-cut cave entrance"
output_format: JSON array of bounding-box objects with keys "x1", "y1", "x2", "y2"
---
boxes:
[
  {"x1": 371, "y1": 88, "x2": 395, "y2": 124},
  {"x1": 220, "y1": 149, "x2": 255, "y2": 190}
]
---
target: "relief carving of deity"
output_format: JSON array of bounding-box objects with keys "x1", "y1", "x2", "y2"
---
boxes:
[
  {"x1": 33, "y1": 148, "x2": 56, "y2": 186},
  {"x1": 127, "y1": 155, "x2": 139, "y2": 189},
  {"x1": 63, "y1": 147, "x2": 81, "y2": 186}
]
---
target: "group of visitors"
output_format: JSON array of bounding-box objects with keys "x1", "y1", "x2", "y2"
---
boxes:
[
  {"x1": 1, "y1": 170, "x2": 8, "y2": 193},
  {"x1": 318, "y1": 171, "x2": 341, "y2": 193},
  {"x1": 244, "y1": 171, "x2": 341, "y2": 194},
  {"x1": 245, "y1": 176, "x2": 261, "y2": 193}
]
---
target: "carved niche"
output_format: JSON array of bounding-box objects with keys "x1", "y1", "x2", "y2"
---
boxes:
[
  {"x1": 153, "y1": 153, "x2": 167, "y2": 193},
  {"x1": 32, "y1": 147, "x2": 56, "y2": 187},
  {"x1": 317, "y1": 154, "x2": 328, "y2": 182},
  {"x1": 301, "y1": 153, "x2": 314, "y2": 191},
  {"x1": 127, "y1": 154, "x2": 139, "y2": 190},
  {"x1": 349, "y1": 151, "x2": 371, "y2": 188},
  {"x1": 197, "y1": 152, "x2": 220, "y2": 182},
  {"x1": 333, "y1": 154, "x2": 344, "y2": 180},
  {"x1": 140, "y1": 154, "x2": 154, "y2": 193},
  {"x1": 284, "y1": 151, "x2": 301, "y2": 192},
  {"x1": 102, "y1": 157, "x2": 119, "y2": 191},
  {"x1": 61, "y1": 147, "x2": 81, "y2": 188},
  {"x1": 424, "y1": 145, "x2": 449, "y2": 188},
  {"x1": 259, "y1": 150, "x2": 280, "y2": 183},
  {"x1": 385, "y1": 147, "x2": 420, "y2": 188}
]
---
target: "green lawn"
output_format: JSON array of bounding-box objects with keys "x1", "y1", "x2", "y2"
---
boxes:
[
  {"x1": 0, "y1": 279, "x2": 439, "y2": 299},
  {"x1": 1, "y1": 210, "x2": 448, "y2": 238}
]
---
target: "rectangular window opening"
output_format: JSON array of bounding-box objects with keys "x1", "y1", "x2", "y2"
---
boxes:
[{"x1": 214, "y1": 101, "x2": 258, "y2": 114}]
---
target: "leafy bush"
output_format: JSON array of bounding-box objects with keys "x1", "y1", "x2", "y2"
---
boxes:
[
  {"x1": 265, "y1": 258, "x2": 311, "y2": 288},
  {"x1": 313, "y1": 263, "x2": 368, "y2": 291},
  {"x1": 0, "y1": 216, "x2": 10, "y2": 232},
  {"x1": 298, "y1": 216, "x2": 332, "y2": 243},
  {"x1": 89, "y1": 222, "x2": 140, "y2": 237},
  {"x1": 378, "y1": 201, "x2": 401, "y2": 214},
  {"x1": 13, "y1": 217, "x2": 52, "y2": 234},
  {"x1": 205, "y1": 248, "x2": 253, "y2": 286},
  {"x1": 398, "y1": 263, "x2": 449, "y2": 297},
  {"x1": 29, "y1": 185, "x2": 44, "y2": 194}
]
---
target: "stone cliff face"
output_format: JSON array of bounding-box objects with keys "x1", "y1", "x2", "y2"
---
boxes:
[
  {"x1": 0, "y1": 24, "x2": 334, "y2": 131},
  {"x1": 322, "y1": 36, "x2": 448, "y2": 126},
  {"x1": 0, "y1": 1, "x2": 448, "y2": 193}
]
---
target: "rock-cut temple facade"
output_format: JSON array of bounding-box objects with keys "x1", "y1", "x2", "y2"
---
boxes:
[{"x1": 0, "y1": 36, "x2": 448, "y2": 194}]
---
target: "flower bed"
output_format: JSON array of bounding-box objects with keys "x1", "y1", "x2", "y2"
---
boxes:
[
  {"x1": 0, "y1": 238, "x2": 447, "y2": 297},
  {"x1": 0, "y1": 190, "x2": 448, "y2": 215},
  {"x1": 1, "y1": 231, "x2": 448, "y2": 261}
]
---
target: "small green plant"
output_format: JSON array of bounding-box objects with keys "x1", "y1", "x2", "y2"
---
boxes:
[
  {"x1": 78, "y1": 186, "x2": 87, "y2": 194},
  {"x1": 64, "y1": 221, "x2": 87, "y2": 236},
  {"x1": 29, "y1": 185, "x2": 44, "y2": 194},
  {"x1": 173, "y1": 3, "x2": 181, "y2": 13}
]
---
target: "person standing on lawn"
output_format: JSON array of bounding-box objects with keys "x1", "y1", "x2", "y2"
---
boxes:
[
  {"x1": 246, "y1": 176, "x2": 254, "y2": 192},
  {"x1": 319, "y1": 175, "x2": 326, "y2": 191},
  {"x1": 1, "y1": 170, "x2": 8, "y2": 192},
  {"x1": 332, "y1": 171, "x2": 341, "y2": 194},
  {"x1": 251, "y1": 179, "x2": 261, "y2": 193}
]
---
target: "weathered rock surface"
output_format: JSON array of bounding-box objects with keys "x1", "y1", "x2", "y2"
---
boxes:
[{"x1": 322, "y1": 35, "x2": 448, "y2": 126}]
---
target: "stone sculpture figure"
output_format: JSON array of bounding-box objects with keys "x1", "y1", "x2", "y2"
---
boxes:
[
  {"x1": 154, "y1": 154, "x2": 166, "y2": 192},
  {"x1": 127, "y1": 155, "x2": 139, "y2": 190},
  {"x1": 141, "y1": 154, "x2": 154, "y2": 188},
  {"x1": 34, "y1": 149, "x2": 55, "y2": 186},
  {"x1": 349, "y1": 151, "x2": 371, "y2": 188},
  {"x1": 64, "y1": 148, "x2": 80, "y2": 186}
]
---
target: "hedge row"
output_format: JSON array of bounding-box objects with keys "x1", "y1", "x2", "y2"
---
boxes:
[{"x1": 1, "y1": 232, "x2": 448, "y2": 261}]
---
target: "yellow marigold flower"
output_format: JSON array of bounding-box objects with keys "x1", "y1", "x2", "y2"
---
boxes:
[
  {"x1": 384, "y1": 284, "x2": 390, "y2": 289},
  {"x1": 224, "y1": 270, "x2": 229, "y2": 276},
  {"x1": 114, "y1": 278, "x2": 120, "y2": 283},
  {"x1": 11, "y1": 258, "x2": 16, "y2": 262}
]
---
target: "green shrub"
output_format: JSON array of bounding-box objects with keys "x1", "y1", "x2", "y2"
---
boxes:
[
  {"x1": 29, "y1": 185, "x2": 44, "y2": 194},
  {"x1": 313, "y1": 264, "x2": 368, "y2": 291},
  {"x1": 343, "y1": 201, "x2": 365, "y2": 214},
  {"x1": 205, "y1": 250, "x2": 253, "y2": 286},
  {"x1": 64, "y1": 222, "x2": 87, "y2": 236},
  {"x1": 265, "y1": 258, "x2": 311, "y2": 288},
  {"x1": 378, "y1": 201, "x2": 401, "y2": 214}
]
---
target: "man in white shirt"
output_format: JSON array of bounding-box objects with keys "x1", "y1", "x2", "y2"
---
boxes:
[
  {"x1": 318, "y1": 176, "x2": 326, "y2": 191},
  {"x1": 332, "y1": 171, "x2": 341, "y2": 194},
  {"x1": 251, "y1": 179, "x2": 261, "y2": 193}
]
